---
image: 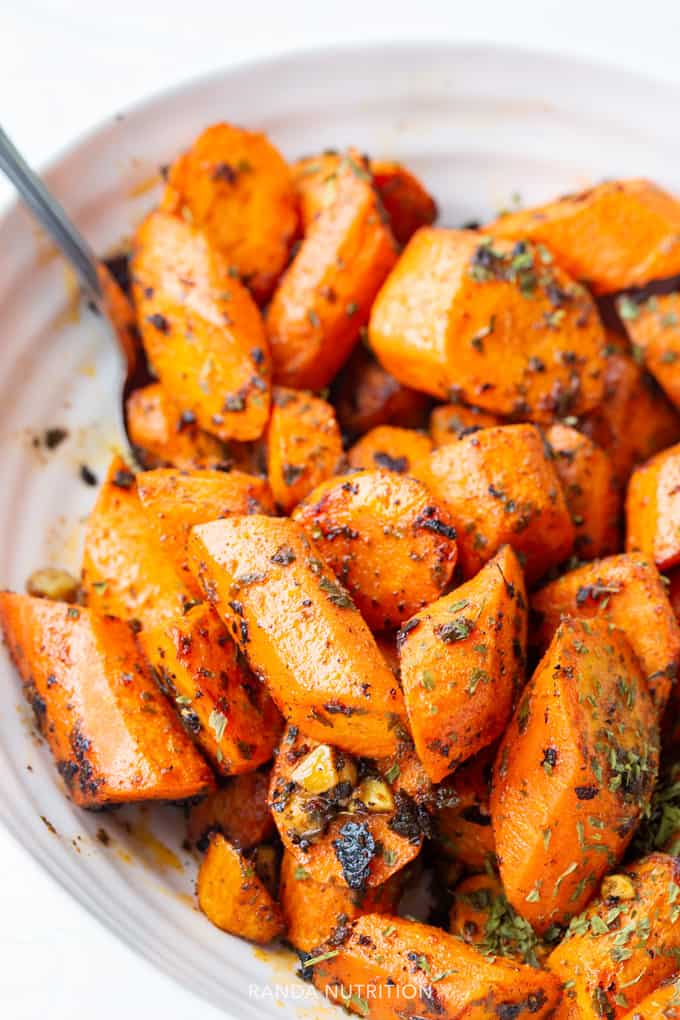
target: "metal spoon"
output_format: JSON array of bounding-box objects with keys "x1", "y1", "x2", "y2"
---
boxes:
[{"x1": 0, "y1": 123, "x2": 147, "y2": 451}]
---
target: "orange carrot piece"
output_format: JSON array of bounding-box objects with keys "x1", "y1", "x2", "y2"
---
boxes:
[
  {"x1": 429, "y1": 402, "x2": 501, "y2": 446},
  {"x1": 125, "y1": 383, "x2": 229, "y2": 470},
  {"x1": 620, "y1": 975, "x2": 680, "y2": 1020},
  {"x1": 161, "y1": 122, "x2": 298, "y2": 302},
  {"x1": 347, "y1": 425, "x2": 432, "y2": 475},
  {"x1": 579, "y1": 345, "x2": 680, "y2": 490},
  {"x1": 492, "y1": 617, "x2": 658, "y2": 934},
  {"x1": 144, "y1": 602, "x2": 282, "y2": 774},
  {"x1": 197, "y1": 833, "x2": 284, "y2": 943},
  {"x1": 618, "y1": 291, "x2": 680, "y2": 409},
  {"x1": 132, "y1": 210, "x2": 271, "y2": 442},
  {"x1": 268, "y1": 151, "x2": 397, "y2": 390},
  {"x1": 279, "y1": 849, "x2": 401, "y2": 953},
  {"x1": 292, "y1": 152, "x2": 344, "y2": 229},
  {"x1": 136, "y1": 467, "x2": 274, "y2": 598},
  {"x1": 370, "y1": 159, "x2": 438, "y2": 245},
  {"x1": 332, "y1": 344, "x2": 431, "y2": 439},
  {"x1": 545, "y1": 423, "x2": 620, "y2": 558},
  {"x1": 449, "y1": 873, "x2": 548, "y2": 967},
  {"x1": 547, "y1": 854, "x2": 680, "y2": 1018},
  {"x1": 0, "y1": 594, "x2": 214, "y2": 806},
  {"x1": 292, "y1": 469, "x2": 457, "y2": 631},
  {"x1": 399, "y1": 546, "x2": 527, "y2": 782},
  {"x1": 266, "y1": 387, "x2": 343, "y2": 513},
  {"x1": 83, "y1": 457, "x2": 280, "y2": 774},
  {"x1": 435, "y1": 747, "x2": 496, "y2": 872},
  {"x1": 82, "y1": 456, "x2": 187, "y2": 627},
  {"x1": 311, "y1": 914, "x2": 561, "y2": 1019},
  {"x1": 488, "y1": 179, "x2": 680, "y2": 294},
  {"x1": 626, "y1": 442, "x2": 680, "y2": 571},
  {"x1": 369, "y1": 228, "x2": 606, "y2": 418},
  {"x1": 187, "y1": 515, "x2": 408, "y2": 756},
  {"x1": 531, "y1": 553, "x2": 680, "y2": 710},
  {"x1": 187, "y1": 770, "x2": 274, "y2": 851},
  {"x1": 415, "y1": 423, "x2": 574, "y2": 583}
]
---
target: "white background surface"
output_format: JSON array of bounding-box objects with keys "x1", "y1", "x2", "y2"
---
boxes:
[{"x1": 2, "y1": 1, "x2": 680, "y2": 1016}]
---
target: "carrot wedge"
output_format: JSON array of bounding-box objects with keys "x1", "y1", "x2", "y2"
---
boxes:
[
  {"x1": 187, "y1": 515, "x2": 408, "y2": 756},
  {"x1": 488, "y1": 178, "x2": 680, "y2": 294},
  {"x1": 126, "y1": 383, "x2": 229, "y2": 470},
  {"x1": 547, "y1": 854, "x2": 680, "y2": 1018},
  {"x1": 492, "y1": 617, "x2": 658, "y2": 934},
  {"x1": 530, "y1": 553, "x2": 680, "y2": 710},
  {"x1": 399, "y1": 546, "x2": 527, "y2": 782},
  {"x1": 626, "y1": 442, "x2": 680, "y2": 571},
  {"x1": 369, "y1": 228, "x2": 607, "y2": 418},
  {"x1": 620, "y1": 974, "x2": 680, "y2": 1019},
  {"x1": 293, "y1": 469, "x2": 457, "y2": 631},
  {"x1": 132, "y1": 210, "x2": 271, "y2": 442},
  {"x1": 0, "y1": 594, "x2": 214, "y2": 806},
  {"x1": 618, "y1": 291, "x2": 680, "y2": 410},
  {"x1": 197, "y1": 833, "x2": 284, "y2": 943},
  {"x1": 310, "y1": 914, "x2": 561, "y2": 1019},
  {"x1": 136, "y1": 467, "x2": 274, "y2": 599},
  {"x1": 161, "y1": 122, "x2": 298, "y2": 303},
  {"x1": 268, "y1": 151, "x2": 397, "y2": 390}
]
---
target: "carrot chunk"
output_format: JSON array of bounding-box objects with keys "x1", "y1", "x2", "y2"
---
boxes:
[
  {"x1": 399, "y1": 546, "x2": 527, "y2": 782},
  {"x1": 429, "y1": 402, "x2": 501, "y2": 446},
  {"x1": 187, "y1": 515, "x2": 408, "y2": 756},
  {"x1": 132, "y1": 210, "x2": 271, "y2": 442},
  {"x1": 332, "y1": 344, "x2": 431, "y2": 439},
  {"x1": 492, "y1": 618, "x2": 658, "y2": 934},
  {"x1": 347, "y1": 424, "x2": 432, "y2": 475},
  {"x1": 0, "y1": 594, "x2": 214, "y2": 806},
  {"x1": 626, "y1": 442, "x2": 680, "y2": 571},
  {"x1": 126, "y1": 383, "x2": 229, "y2": 470},
  {"x1": 618, "y1": 291, "x2": 680, "y2": 410},
  {"x1": 489, "y1": 179, "x2": 680, "y2": 294},
  {"x1": 197, "y1": 833, "x2": 284, "y2": 943},
  {"x1": 369, "y1": 228, "x2": 606, "y2": 419}
]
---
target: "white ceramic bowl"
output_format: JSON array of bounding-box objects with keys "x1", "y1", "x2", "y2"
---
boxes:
[{"x1": 1, "y1": 42, "x2": 680, "y2": 1019}]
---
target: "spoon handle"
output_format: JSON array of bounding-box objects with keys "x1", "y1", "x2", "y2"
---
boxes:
[{"x1": 0, "y1": 124, "x2": 102, "y2": 301}]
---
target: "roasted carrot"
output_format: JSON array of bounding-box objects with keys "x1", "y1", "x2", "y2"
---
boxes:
[
  {"x1": 82, "y1": 456, "x2": 188, "y2": 626},
  {"x1": 331, "y1": 344, "x2": 431, "y2": 439},
  {"x1": 197, "y1": 833, "x2": 284, "y2": 943},
  {"x1": 269, "y1": 726, "x2": 423, "y2": 889},
  {"x1": 132, "y1": 210, "x2": 271, "y2": 442},
  {"x1": 0, "y1": 594, "x2": 214, "y2": 806},
  {"x1": 125, "y1": 383, "x2": 229, "y2": 470},
  {"x1": 347, "y1": 425, "x2": 432, "y2": 475},
  {"x1": 144, "y1": 602, "x2": 282, "y2": 774},
  {"x1": 399, "y1": 546, "x2": 527, "y2": 782},
  {"x1": 369, "y1": 228, "x2": 607, "y2": 419},
  {"x1": 266, "y1": 387, "x2": 343, "y2": 513},
  {"x1": 618, "y1": 292, "x2": 680, "y2": 410},
  {"x1": 294, "y1": 153, "x2": 436, "y2": 245},
  {"x1": 371, "y1": 160, "x2": 438, "y2": 246},
  {"x1": 547, "y1": 854, "x2": 680, "y2": 1018},
  {"x1": 84, "y1": 458, "x2": 281, "y2": 774},
  {"x1": 488, "y1": 179, "x2": 680, "y2": 294},
  {"x1": 435, "y1": 747, "x2": 497, "y2": 873},
  {"x1": 492, "y1": 617, "x2": 659, "y2": 934},
  {"x1": 429, "y1": 402, "x2": 501, "y2": 446},
  {"x1": 545, "y1": 423, "x2": 620, "y2": 558},
  {"x1": 279, "y1": 849, "x2": 401, "y2": 953},
  {"x1": 136, "y1": 467, "x2": 274, "y2": 598},
  {"x1": 449, "y1": 873, "x2": 548, "y2": 967},
  {"x1": 161, "y1": 122, "x2": 298, "y2": 302},
  {"x1": 530, "y1": 553, "x2": 680, "y2": 710},
  {"x1": 187, "y1": 769, "x2": 274, "y2": 851},
  {"x1": 187, "y1": 515, "x2": 408, "y2": 756},
  {"x1": 579, "y1": 344, "x2": 680, "y2": 490},
  {"x1": 626, "y1": 442, "x2": 680, "y2": 571},
  {"x1": 620, "y1": 975, "x2": 680, "y2": 1020},
  {"x1": 415, "y1": 423, "x2": 574, "y2": 583},
  {"x1": 311, "y1": 914, "x2": 562, "y2": 1019},
  {"x1": 292, "y1": 469, "x2": 458, "y2": 631},
  {"x1": 267, "y1": 151, "x2": 397, "y2": 390}
]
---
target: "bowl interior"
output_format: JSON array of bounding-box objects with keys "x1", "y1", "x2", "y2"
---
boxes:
[{"x1": 1, "y1": 41, "x2": 679, "y2": 1018}]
